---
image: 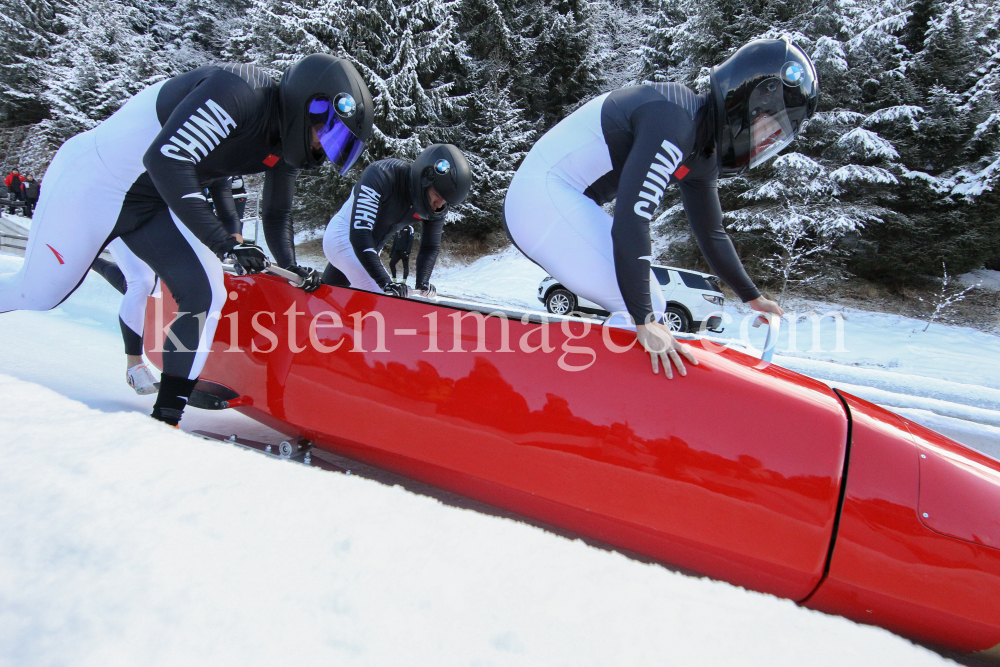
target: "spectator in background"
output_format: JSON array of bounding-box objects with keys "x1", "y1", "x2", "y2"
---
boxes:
[
  {"x1": 389, "y1": 224, "x2": 414, "y2": 282},
  {"x1": 5, "y1": 169, "x2": 23, "y2": 215},
  {"x1": 231, "y1": 175, "x2": 247, "y2": 220},
  {"x1": 21, "y1": 174, "x2": 39, "y2": 218}
]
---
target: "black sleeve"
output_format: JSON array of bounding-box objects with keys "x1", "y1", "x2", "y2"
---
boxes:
[
  {"x1": 404, "y1": 228, "x2": 414, "y2": 254},
  {"x1": 90, "y1": 257, "x2": 127, "y2": 295},
  {"x1": 612, "y1": 101, "x2": 695, "y2": 324},
  {"x1": 207, "y1": 178, "x2": 241, "y2": 236},
  {"x1": 143, "y1": 70, "x2": 251, "y2": 256},
  {"x1": 348, "y1": 166, "x2": 395, "y2": 289},
  {"x1": 261, "y1": 161, "x2": 300, "y2": 268},
  {"x1": 678, "y1": 177, "x2": 761, "y2": 302},
  {"x1": 414, "y1": 218, "x2": 443, "y2": 287}
]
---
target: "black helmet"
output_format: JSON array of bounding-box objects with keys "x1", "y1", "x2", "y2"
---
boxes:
[
  {"x1": 710, "y1": 38, "x2": 819, "y2": 176},
  {"x1": 409, "y1": 144, "x2": 472, "y2": 219},
  {"x1": 277, "y1": 54, "x2": 374, "y2": 171}
]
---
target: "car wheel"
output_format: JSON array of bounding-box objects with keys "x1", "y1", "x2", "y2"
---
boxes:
[
  {"x1": 546, "y1": 288, "x2": 576, "y2": 316},
  {"x1": 665, "y1": 306, "x2": 690, "y2": 333}
]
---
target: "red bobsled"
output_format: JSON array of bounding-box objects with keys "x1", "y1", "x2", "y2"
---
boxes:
[{"x1": 145, "y1": 273, "x2": 1000, "y2": 662}]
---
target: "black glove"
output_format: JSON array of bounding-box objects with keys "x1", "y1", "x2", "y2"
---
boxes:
[
  {"x1": 226, "y1": 243, "x2": 268, "y2": 274},
  {"x1": 286, "y1": 265, "x2": 322, "y2": 293},
  {"x1": 415, "y1": 283, "x2": 437, "y2": 299},
  {"x1": 383, "y1": 282, "x2": 410, "y2": 298}
]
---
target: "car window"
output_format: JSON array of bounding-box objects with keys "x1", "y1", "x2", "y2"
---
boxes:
[
  {"x1": 651, "y1": 267, "x2": 670, "y2": 285},
  {"x1": 679, "y1": 271, "x2": 720, "y2": 292}
]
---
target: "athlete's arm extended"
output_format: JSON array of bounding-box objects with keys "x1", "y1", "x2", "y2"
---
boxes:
[
  {"x1": 142, "y1": 69, "x2": 250, "y2": 256},
  {"x1": 207, "y1": 178, "x2": 242, "y2": 237},
  {"x1": 611, "y1": 101, "x2": 696, "y2": 324},
  {"x1": 347, "y1": 167, "x2": 394, "y2": 289},
  {"x1": 678, "y1": 177, "x2": 760, "y2": 302},
  {"x1": 414, "y1": 217, "x2": 443, "y2": 288},
  {"x1": 261, "y1": 160, "x2": 300, "y2": 268}
]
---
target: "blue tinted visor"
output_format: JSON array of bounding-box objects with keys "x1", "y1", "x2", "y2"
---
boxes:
[{"x1": 309, "y1": 99, "x2": 366, "y2": 175}]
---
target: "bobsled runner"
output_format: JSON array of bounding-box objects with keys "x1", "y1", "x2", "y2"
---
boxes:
[{"x1": 144, "y1": 272, "x2": 1000, "y2": 662}]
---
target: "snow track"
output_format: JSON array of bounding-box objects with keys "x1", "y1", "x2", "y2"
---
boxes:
[
  {"x1": 0, "y1": 373, "x2": 959, "y2": 666},
  {"x1": 776, "y1": 356, "x2": 1000, "y2": 412},
  {"x1": 776, "y1": 356, "x2": 1000, "y2": 459}
]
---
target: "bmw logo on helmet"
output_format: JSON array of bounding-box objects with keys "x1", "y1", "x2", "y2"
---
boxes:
[
  {"x1": 434, "y1": 159, "x2": 451, "y2": 174},
  {"x1": 334, "y1": 93, "x2": 356, "y2": 118},
  {"x1": 781, "y1": 62, "x2": 805, "y2": 86}
]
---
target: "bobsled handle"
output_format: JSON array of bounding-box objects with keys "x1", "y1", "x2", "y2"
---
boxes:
[
  {"x1": 758, "y1": 312, "x2": 780, "y2": 366},
  {"x1": 263, "y1": 263, "x2": 305, "y2": 288}
]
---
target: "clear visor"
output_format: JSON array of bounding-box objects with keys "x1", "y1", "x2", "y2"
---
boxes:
[
  {"x1": 308, "y1": 99, "x2": 366, "y2": 175},
  {"x1": 749, "y1": 110, "x2": 796, "y2": 168},
  {"x1": 747, "y1": 77, "x2": 796, "y2": 169}
]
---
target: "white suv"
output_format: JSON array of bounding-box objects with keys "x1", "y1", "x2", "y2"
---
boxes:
[{"x1": 537, "y1": 265, "x2": 726, "y2": 333}]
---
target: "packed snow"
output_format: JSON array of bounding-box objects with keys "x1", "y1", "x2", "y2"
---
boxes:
[
  {"x1": 1, "y1": 242, "x2": 998, "y2": 664},
  {"x1": 0, "y1": 374, "x2": 954, "y2": 667}
]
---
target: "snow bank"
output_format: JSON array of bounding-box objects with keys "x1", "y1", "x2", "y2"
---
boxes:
[
  {"x1": 959, "y1": 268, "x2": 1000, "y2": 292},
  {"x1": 0, "y1": 374, "x2": 953, "y2": 667}
]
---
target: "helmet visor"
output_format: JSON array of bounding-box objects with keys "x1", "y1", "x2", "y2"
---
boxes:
[
  {"x1": 747, "y1": 77, "x2": 797, "y2": 169},
  {"x1": 309, "y1": 99, "x2": 366, "y2": 175}
]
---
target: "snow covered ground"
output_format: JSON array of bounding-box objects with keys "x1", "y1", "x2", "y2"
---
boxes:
[
  {"x1": 0, "y1": 374, "x2": 955, "y2": 667},
  {"x1": 1, "y1": 242, "x2": 997, "y2": 665}
]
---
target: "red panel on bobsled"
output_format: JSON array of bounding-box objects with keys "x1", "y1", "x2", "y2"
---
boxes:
[
  {"x1": 144, "y1": 275, "x2": 1000, "y2": 656},
  {"x1": 145, "y1": 274, "x2": 848, "y2": 601},
  {"x1": 803, "y1": 393, "x2": 1000, "y2": 654}
]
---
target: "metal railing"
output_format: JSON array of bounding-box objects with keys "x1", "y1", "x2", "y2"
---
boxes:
[{"x1": 0, "y1": 231, "x2": 27, "y2": 256}]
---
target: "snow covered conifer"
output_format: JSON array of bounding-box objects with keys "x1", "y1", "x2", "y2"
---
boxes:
[{"x1": 0, "y1": 0, "x2": 56, "y2": 126}]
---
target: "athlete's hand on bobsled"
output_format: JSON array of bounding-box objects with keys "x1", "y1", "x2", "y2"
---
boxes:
[
  {"x1": 415, "y1": 283, "x2": 437, "y2": 300},
  {"x1": 383, "y1": 282, "x2": 410, "y2": 298},
  {"x1": 286, "y1": 265, "x2": 322, "y2": 293},
  {"x1": 226, "y1": 243, "x2": 268, "y2": 274},
  {"x1": 636, "y1": 322, "x2": 698, "y2": 379},
  {"x1": 748, "y1": 296, "x2": 784, "y2": 327}
]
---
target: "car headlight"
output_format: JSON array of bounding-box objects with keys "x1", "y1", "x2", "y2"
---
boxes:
[{"x1": 702, "y1": 294, "x2": 724, "y2": 306}]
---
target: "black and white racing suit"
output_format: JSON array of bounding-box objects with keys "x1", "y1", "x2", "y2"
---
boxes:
[
  {"x1": 90, "y1": 177, "x2": 241, "y2": 357},
  {"x1": 504, "y1": 83, "x2": 760, "y2": 327},
  {"x1": 322, "y1": 158, "x2": 443, "y2": 292},
  {"x1": 0, "y1": 64, "x2": 299, "y2": 380}
]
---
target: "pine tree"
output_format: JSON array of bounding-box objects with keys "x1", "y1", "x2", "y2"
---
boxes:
[
  {"x1": 0, "y1": 0, "x2": 56, "y2": 126},
  {"x1": 460, "y1": 76, "x2": 535, "y2": 235},
  {"x1": 232, "y1": 0, "x2": 473, "y2": 229}
]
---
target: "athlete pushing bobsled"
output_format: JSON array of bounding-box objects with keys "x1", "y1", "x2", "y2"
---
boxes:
[
  {"x1": 321, "y1": 144, "x2": 472, "y2": 298},
  {"x1": 504, "y1": 38, "x2": 818, "y2": 378},
  {"x1": 0, "y1": 55, "x2": 374, "y2": 426},
  {"x1": 89, "y1": 177, "x2": 243, "y2": 396}
]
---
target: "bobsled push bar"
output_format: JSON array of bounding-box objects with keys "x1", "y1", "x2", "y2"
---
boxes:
[{"x1": 241, "y1": 262, "x2": 782, "y2": 365}]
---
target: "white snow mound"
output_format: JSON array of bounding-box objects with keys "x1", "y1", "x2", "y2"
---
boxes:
[{"x1": 0, "y1": 373, "x2": 953, "y2": 667}]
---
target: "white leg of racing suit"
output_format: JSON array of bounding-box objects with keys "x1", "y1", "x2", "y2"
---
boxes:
[
  {"x1": 0, "y1": 128, "x2": 133, "y2": 313},
  {"x1": 322, "y1": 193, "x2": 384, "y2": 294},
  {"x1": 106, "y1": 237, "x2": 157, "y2": 353},
  {"x1": 0, "y1": 80, "x2": 226, "y2": 380},
  {"x1": 504, "y1": 150, "x2": 666, "y2": 327}
]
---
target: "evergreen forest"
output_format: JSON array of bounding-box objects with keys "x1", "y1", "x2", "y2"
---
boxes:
[{"x1": 1, "y1": 0, "x2": 998, "y2": 288}]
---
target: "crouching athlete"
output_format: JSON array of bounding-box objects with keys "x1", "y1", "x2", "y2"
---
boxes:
[
  {"x1": 321, "y1": 144, "x2": 471, "y2": 297},
  {"x1": 0, "y1": 54, "x2": 374, "y2": 425},
  {"x1": 504, "y1": 38, "x2": 818, "y2": 377},
  {"x1": 90, "y1": 177, "x2": 244, "y2": 395}
]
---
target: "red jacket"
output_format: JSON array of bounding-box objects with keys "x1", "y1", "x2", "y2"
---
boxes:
[{"x1": 4, "y1": 173, "x2": 21, "y2": 189}]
